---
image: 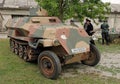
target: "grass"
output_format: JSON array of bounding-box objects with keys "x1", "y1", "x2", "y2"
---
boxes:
[
  {"x1": 96, "y1": 65, "x2": 120, "y2": 75},
  {"x1": 0, "y1": 39, "x2": 120, "y2": 84},
  {"x1": 96, "y1": 42, "x2": 120, "y2": 53}
]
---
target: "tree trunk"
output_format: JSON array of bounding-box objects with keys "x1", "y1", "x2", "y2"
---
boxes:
[{"x1": 59, "y1": 0, "x2": 64, "y2": 21}]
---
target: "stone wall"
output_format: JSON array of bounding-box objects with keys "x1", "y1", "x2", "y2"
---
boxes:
[
  {"x1": 0, "y1": 9, "x2": 29, "y2": 31},
  {"x1": 0, "y1": 14, "x2": 3, "y2": 31}
]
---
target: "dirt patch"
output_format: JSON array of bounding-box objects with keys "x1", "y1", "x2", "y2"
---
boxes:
[
  {"x1": 61, "y1": 52, "x2": 120, "y2": 79},
  {"x1": 100, "y1": 53, "x2": 120, "y2": 68}
]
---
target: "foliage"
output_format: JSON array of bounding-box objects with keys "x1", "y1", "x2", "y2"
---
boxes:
[{"x1": 36, "y1": 0, "x2": 110, "y2": 22}]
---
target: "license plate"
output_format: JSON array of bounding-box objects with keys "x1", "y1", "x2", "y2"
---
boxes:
[{"x1": 71, "y1": 47, "x2": 87, "y2": 54}]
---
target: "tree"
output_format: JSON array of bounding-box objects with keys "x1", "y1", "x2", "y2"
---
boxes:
[{"x1": 36, "y1": 0, "x2": 110, "y2": 22}]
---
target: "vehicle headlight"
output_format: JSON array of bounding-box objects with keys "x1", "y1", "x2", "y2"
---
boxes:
[{"x1": 53, "y1": 40, "x2": 60, "y2": 46}]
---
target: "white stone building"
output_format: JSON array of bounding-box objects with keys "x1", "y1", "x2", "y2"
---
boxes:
[
  {"x1": 0, "y1": 0, "x2": 38, "y2": 32},
  {"x1": 108, "y1": 4, "x2": 120, "y2": 33},
  {"x1": 0, "y1": 13, "x2": 3, "y2": 31}
]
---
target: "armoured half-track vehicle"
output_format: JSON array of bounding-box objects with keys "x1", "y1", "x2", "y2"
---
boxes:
[{"x1": 6, "y1": 8, "x2": 100, "y2": 79}]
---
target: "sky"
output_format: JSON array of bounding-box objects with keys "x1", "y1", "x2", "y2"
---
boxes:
[{"x1": 102, "y1": 0, "x2": 120, "y2": 4}]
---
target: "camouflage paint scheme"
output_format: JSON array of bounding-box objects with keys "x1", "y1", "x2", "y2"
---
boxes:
[
  {"x1": 6, "y1": 6, "x2": 91, "y2": 64},
  {"x1": 5, "y1": 7, "x2": 101, "y2": 79},
  {"x1": 6, "y1": 16, "x2": 90, "y2": 54}
]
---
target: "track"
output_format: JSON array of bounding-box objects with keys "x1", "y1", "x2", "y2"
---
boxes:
[{"x1": 10, "y1": 38, "x2": 38, "y2": 61}]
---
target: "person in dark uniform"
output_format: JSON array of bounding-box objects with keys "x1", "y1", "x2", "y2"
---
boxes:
[
  {"x1": 101, "y1": 20, "x2": 109, "y2": 45},
  {"x1": 84, "y1": 19, "x2": 95, "y2": 44},
  {"x1": 84, "y1": 19, "x2": 94, "y2": 36}
]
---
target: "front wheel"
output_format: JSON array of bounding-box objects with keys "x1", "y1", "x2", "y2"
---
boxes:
[
  {"x1": 81, "y1": 44, "x2": 100, "y2": 66},
  {"x1": 38, "y1": 51, "x2": 61, "y2": 79}
]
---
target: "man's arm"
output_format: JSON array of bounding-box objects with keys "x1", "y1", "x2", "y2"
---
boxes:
[
  {"x1": 101, "y1": 24, "x2": 104, "y2": 29},
  {"x1": 89, "y1": 23, "x2": 93, "y2": 31},
  {"x1": 89, "y1": 24, "x2": 95, "y2": 35}
]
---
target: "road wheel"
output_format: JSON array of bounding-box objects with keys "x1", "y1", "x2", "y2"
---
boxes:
[
  {"x1": 14, "y1": 42, "x2": 19, "y2": 55},
  {"x1": 38, "y1": 51, "x2": 61, "y2": 79},
  {"x1": 23, "y1": 46, "x2": 29, "y2": 61},
  {"x1": 81, "y1": 44, "x2": 100, "y2": 66},
  {"x1": 18, "y1": 44, "x2": 24, "y2": 58},
  {"x1": 10, "y1": 39, "x2": 15, "y2": 53}
]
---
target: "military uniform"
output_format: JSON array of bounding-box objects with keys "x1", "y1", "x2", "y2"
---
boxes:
[
  {"x1": 84, "y1": 23, "x2": 94, "y2": 36},
  {"x1": 101, "y1": 22, "x2": 109, "y2": 45},
  {"x1": 84, "y1": 19, "x2": 95, "y2": 45}
]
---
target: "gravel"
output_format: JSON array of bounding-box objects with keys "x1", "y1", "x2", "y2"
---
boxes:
[{"x1": 62, "y1": 52, "x2": 120, "y2": 79}]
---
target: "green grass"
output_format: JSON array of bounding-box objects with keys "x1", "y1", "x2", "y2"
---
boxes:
[
  {"x1": 0, "y1": 39, "x2": 120, "y2": 84},
  {"x1": 96, "y1": 42, "x2": 120, "y2": 53},
  {"x1": 96, "y1": 65, "x2": 120, "y2": 75}
]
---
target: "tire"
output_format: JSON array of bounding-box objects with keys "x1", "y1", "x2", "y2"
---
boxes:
[
  {"x1": 14, "y1": 42, "x2": 19, "y2": 55},
  {"x1": 81, "y1": 44, "x2": 100, "y2": 66},
  {"x1": 18, "y1": 44, "x2": 24, "y2": 58},
  {"x1": 23, "y1": 46, "x2": 29, "y2": 62},
  {"x1": 38, "y1": 51, "x2": 61, "y2": 79}
]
